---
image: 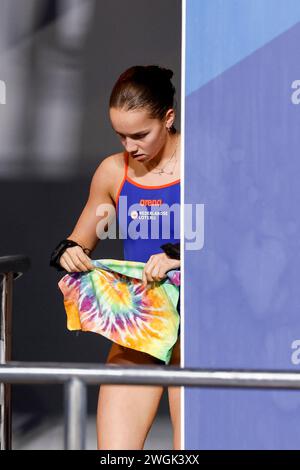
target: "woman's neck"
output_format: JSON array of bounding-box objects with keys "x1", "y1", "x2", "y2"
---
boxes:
[{"x1": 145, "y1": 132, "x2": 180, "y2": 171}]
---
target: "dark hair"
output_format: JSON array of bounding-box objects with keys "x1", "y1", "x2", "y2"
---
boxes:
[{"x1": 109, "y1": 65, "x2": 177, "y2": 134}]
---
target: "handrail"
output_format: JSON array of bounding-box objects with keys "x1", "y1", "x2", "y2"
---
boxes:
[
  {"x1": 1, "y1": 362, "x2": 300, "y2": 450},
  {"x1": 2, "y1": 362, "x2": 300, "y2": 389}
]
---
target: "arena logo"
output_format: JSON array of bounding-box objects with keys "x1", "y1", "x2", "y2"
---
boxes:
[
  {"x1": 94, "y1": 197, "x2": 204, "y2": 251},
  {"x1": 0, "y1": 79, "x2": 6, "y2": 104},
  {"x1": 140, "y1": 199, "x2": 162, "y2": 206},
  {"x1": 291, "y1": 80, "x2": 300, "y2": 105},
  {"x1": 291, "y1": 339, "x2": 300, "y2": 365}
]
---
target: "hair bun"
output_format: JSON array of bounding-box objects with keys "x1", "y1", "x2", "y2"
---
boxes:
[
  {"x1": 146, "y1": 65, "x2": 174, "y2": 81},
  {"x1": 162, "y1": 68, "x2": 174, "y2": 80}
]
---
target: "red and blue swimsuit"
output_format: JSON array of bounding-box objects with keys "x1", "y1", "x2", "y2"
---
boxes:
[{"x1": 116, "y1": 152, "x2": 181, "y2": 263}]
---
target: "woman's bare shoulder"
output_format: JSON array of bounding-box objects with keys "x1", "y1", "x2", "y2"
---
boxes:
[
  {"x1": 105, "y1": 152, "x2": 126, "y2": 169},
  {"x1": 91, "y1": 152, "x2": 126, "y2": 201},
  {"x1": 92, "y1": 152, "x2": 124, "y2": 178}
]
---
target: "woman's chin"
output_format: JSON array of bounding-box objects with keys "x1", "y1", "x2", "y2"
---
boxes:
[{"x1": 134, "y1": 154, "x2": 147, "y2": 161}]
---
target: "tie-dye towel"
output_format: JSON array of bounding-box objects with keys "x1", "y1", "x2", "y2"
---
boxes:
[{"x1": 58, "y1": 259, "x2": 180, "y2": 364}]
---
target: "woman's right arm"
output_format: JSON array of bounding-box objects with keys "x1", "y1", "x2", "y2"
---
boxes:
[{"x1": 59, "y1": 156, "x2": 117, "y2": 273}]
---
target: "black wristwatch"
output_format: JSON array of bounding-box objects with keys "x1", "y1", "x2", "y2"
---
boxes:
[{"x1": 160, "y1": 242, "x2": 180, "y2": 260}]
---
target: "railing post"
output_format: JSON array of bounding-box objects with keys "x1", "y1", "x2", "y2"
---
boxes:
[
  {"x1": 64, "y1": 377, "x2": 87, "y2": 450},
  {"x1": 0, "y1": 272, "x2": 13, "y2": 450},
  {"x1": 0, "y1": 255, "x2": 30, "y2": 451}
]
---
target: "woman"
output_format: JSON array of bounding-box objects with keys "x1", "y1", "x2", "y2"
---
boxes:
[{"x1": 50, "y1": 65, "x2": 181, "y2": 450}]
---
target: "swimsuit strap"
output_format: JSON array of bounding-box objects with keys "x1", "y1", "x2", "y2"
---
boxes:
[{"x1": 124, "y1": 152, "x2": 129, "y2": 179}]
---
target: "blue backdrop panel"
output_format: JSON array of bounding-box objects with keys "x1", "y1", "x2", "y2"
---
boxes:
[
  {"x1": 185, "y1": 0, "x2": 300, "y2": 450},
  {"x1": 186, "y1": 0, "x2": 300, "y2": 94}
]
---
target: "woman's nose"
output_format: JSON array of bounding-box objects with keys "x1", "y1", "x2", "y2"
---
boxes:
[{"x1": 124, "y1": 138, "x2": 138, "y2": 153}]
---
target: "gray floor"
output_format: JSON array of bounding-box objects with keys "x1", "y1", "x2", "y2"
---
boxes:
[{"x1": 12, "y1": 414, "x2": 173, "y2": 450}]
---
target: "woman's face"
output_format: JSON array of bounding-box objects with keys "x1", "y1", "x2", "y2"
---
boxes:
[{"x1": 109, "y1": 107, "x2": 173, "y2": 163}]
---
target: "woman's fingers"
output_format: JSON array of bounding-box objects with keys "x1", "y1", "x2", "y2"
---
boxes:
[
  {"x1": 61, "y1": 251, "x2": 82, "y2": 272},
  {"x1": 143, "y1": 259, "x2": 155, "y2": 283},
  {"x1": 60, "y1": 251, "x2": 78, "y2": 272},
  {"x1": 142, "y1": 270, "x2": 147, "y2": 287},
  {"x1": 143, "y1": 257, "x2": 167, "y2": 283},
  {"x1": 148, "y1": 265, "x2": 160, "y2": 282},
  {"x1": 76, "y1": 250, "x2": 94, "y2": 271},
  {"x1": 59, "y1": 255, "x2": 73, "y2": 272},
  {"x1": 60, "y1": 246, "x2": 94, "y2": 272}
]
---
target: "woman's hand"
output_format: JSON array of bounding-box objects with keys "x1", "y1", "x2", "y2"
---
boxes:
[
  {"x1": 59, "y1": 245, "x2": 94, "y2": 273},
  {"x1": 142, "y1": 252, "x2": 180, "y2": 286}
]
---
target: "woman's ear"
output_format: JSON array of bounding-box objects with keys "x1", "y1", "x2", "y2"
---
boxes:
[{"x1": 165, "y1": 108, "x2": 176, "y2": 129}]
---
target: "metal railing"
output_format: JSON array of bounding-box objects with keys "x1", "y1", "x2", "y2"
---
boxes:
[
  {"x1": 0, "y1": 255, "x2": 30, "y2": 450},
  {"x1": 2, "y1": 254, "x2": 300, "y2": 450},
  {"x1": 2, "y1": 362, "x2": 300, "y2": 449}
]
